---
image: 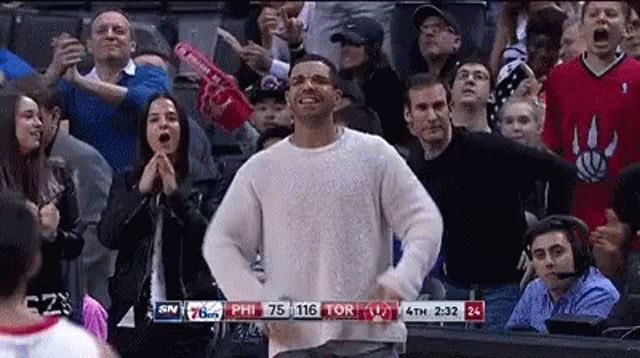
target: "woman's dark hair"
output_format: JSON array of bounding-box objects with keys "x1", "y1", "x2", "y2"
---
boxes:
[
  {"x1": 136, "y1": 93, "x2": 190, "y2": 181},
  {"x1": 0, "y1": 93, "x2": 46, "y2": 205},
  {"x1": 339, "y1": 42, "x2": 390, "y2": 82},
  {"x1": 0, "y1": 191, "x2": 40, "y2": 297}
]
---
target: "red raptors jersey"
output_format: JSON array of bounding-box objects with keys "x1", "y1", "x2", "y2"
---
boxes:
[{"x1": 543, "y1": 54, "x2": 640, "y2": 247}]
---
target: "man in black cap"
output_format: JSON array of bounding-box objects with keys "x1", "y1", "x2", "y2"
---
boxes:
[
  {"x1": 330, "y1": 17, "x2": 412, "y2": 146},
  {"x1": 411, "y1": 4, "x2": 462, "y2": 85},
  {"x1": 247, "y1": 74, "x2": 293, "y2": 134}
]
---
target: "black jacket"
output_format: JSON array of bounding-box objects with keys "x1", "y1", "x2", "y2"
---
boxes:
[
  {"x1": 408, "y1": 128, "x2": 576, "y2": 285},
  {"x1": 99, "y1": 158, "x2": 226, "y2": 329},
  {"x1": 27, "y1": 158, "x2": 84, "y2": 317}
]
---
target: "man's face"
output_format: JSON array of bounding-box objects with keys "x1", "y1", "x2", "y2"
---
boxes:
[
  {"x1": 451, "y1": 63, "x2": 492, "y2": 108},
  {"x1": 286, "y1": 61, "x2": 341, "y2": 123},
  {"x1": 39, "y1": 106, "x2": 60, "y2": 148},
  {"x1": 88, "y1": 11, "x2": 135, "y2": 64},
  {"x1": 527, "y1": 33, "x2": 560, "y2": 77},
  {"x1": 622, "y1": 9, "x2": 640, "y2": 59},
  {"x1": 339, "y1": 43, "x2": 369, "y2": 72},
  {"x1": 500, "y1": 101, "x2": 541, "y2": 147},
  {"x1": 418, "y1": 16, "x2": 460, "y2": 60},
  {"x1": 250, "y1": 97, "x2": 292, "y2": 133},
  {"x1": 531, "y1": 231, "x2": 576, "y2": 294},
  {"x1": 560, "y1": 22, "x2": 587, "y2": 62},
  {"x1": 581, "y1": 2, "x2": 627, "y2": 59},
  {"x1": 405, "y1": 84, "x2": 451, "y2": 146}
]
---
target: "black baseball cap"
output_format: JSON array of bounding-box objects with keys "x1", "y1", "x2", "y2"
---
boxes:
[
  {"x1": 413, "y1": 4, "x2": 460, "y2": 35},
  {"x1": 248, "y1": 75, "x2": 287, "y2": 104},
  {"x1": 330, "y1": 17, "x2": 384, "y2": 46}
]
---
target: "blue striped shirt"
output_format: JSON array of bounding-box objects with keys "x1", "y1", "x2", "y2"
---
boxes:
[{"x1": 506, "y1": 267, "x2": 620, "y2": 332}]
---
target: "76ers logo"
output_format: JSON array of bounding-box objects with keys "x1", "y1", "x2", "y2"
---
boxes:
[{"x1": 572, "y1": 115, "x2": 618, "y2": 183}]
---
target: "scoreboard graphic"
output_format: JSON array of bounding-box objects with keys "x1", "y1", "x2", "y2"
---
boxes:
[{"x1": 153, "y1": 300, "x2": 484, "y2": 323}]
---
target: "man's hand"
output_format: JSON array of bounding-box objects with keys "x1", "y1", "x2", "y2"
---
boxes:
[
  {"x1": 46, "y1": 33, "x2": 85, "y2": 83},
  {"x1": 514, "y1": 62, "x2": 544, "y2": 99},
  {"x1": 369, "y1": 283, "x2": 402, "y2": 301},
  {"x1": 63, "y1": 65, "x2": 81, "y2": 83},
  {"x1": 590, "y1": 209, "x2": 629, "y2": 278},
  {"x1": 273, "y1": 10, "x2": 304, "y2": 46},
  {"x1": 591, "y1": 209, "x2": 630, "y2": 248},
  {"x1": 39, "y1": 203, "x2": 60, "y2": 241},
  {"x1": 240, "y1": 41, "x2": 273, "y2": 76},
  {"x1": 257, "y1": 6, "x2": 281, "y2": 36}
]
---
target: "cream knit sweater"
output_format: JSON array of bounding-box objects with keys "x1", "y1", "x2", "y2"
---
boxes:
[{"x1": 203, "y1": 129, "x2": 442, "y2": 357}]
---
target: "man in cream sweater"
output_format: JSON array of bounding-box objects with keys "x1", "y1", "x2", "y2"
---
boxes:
[{"x1": 203, "y1": 54, "x2": 443, "y2": 357}]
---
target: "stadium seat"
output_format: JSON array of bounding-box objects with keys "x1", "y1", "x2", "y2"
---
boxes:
[
  {"x1": 0, "y1": 11, "x2": 14, "y2": 48},
  {"x1": 11, "y1": 12, "x2": 83, "y2": 72}
]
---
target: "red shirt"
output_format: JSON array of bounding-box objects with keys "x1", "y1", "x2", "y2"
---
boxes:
[{"x1": 543, "y1": 54, "x2": 640, "y2": 249}]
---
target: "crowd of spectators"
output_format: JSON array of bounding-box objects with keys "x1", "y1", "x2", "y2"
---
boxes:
[{"x1": 0, "y1": 1, "x2": 640, "y2": 357}]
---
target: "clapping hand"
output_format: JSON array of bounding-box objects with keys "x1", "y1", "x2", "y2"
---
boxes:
[
  {"x1": 48, "y1": 33, "x2": 85, "y2": 82},
  {"x1": 138, "y1": 152, "x2": 178, "y2": 196},
  {"x1": 157, "y1": 152, "x2": 178, "y2": 196},
  {"x1": 38, "y1": 203, "x2": 60, "y2": 241}
]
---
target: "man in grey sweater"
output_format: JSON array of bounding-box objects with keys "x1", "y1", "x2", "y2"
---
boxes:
[{"x1": 203, "y1": 54, "x2": 443, "y2": 357}]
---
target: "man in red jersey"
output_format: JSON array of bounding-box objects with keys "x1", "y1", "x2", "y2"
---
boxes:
[{"x1": 543, "y1": 1, "x2": 640, "y2": 277}]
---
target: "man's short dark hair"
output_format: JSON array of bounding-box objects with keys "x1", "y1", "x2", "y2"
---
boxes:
[
  {"x1": 455, "y1": 57, "x2": 495, "y2": 90},
  {"x1": 29, "y1": 86, "x2": 65, "y2": 119},
  {"x1": 89, "y1": 7, "x2": 135, "y2": 40},
  {"x1": 0, "y1": 191, "x2": 40, "y2": 297},
  {"x1": 290, "y1": 53, "x2": 339, "y2": 87},
  {"x1": 404, "y1": 73, "x2": 451, "y2": 107},
  {"x1": 524, "y1": 215, "x2": 593, "y2": 275},
  {"x1": 581, "y1": 1, "x2": 630, "y2": 22},
  {"x1": 256, "y1": 125, "x2": 294, "y2": 151}
]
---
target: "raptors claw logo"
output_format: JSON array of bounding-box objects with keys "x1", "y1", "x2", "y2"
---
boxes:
[{"x1": 572, "y1": 115, "x2": 618, "y2": 183}]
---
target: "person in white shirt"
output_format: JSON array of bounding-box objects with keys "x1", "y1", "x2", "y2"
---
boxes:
[
  {"x1": 0, "y1": 191, "x2": 115, "y2": 358},
  {"x1": 203, "y1": 54, "x2": 443, "y2": 358}
]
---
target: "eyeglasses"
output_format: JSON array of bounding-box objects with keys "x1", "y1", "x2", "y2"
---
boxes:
[
  {"x1": 289, "y1": 74, "x2": 333, "y2": 87},
  {"x1": 455, "y1": 70, "x2": 490, "y2": 82}
]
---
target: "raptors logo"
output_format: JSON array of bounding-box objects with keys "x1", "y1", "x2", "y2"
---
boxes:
[{"x1": 572, "y1": 115, "x2": 618, "y2": 183}]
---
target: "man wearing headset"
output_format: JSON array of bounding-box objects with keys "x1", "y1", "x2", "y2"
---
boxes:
[{"x1": 506, "y1": 215, "x2": 620, "y2": 332}]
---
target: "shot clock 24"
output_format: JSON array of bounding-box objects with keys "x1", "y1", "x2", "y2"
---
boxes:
[{"x1": 401, "y1": 301, "x2": 485, "y2": 322}]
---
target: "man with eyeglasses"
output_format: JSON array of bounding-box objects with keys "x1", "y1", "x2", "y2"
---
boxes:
[
  {"x1": 204, "y1": 54, "x2": 443, "y2": 357},
  {"x1": 451, "y1": 60, "x2": 494, "y2": 133},
  {"x1": 411, "y1": 4, "x2": 462, "y2": 84}
]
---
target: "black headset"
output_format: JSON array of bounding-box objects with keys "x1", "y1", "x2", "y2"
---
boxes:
[{"x1": 524, "y1": 215, "x2": 593, "y2": 275}]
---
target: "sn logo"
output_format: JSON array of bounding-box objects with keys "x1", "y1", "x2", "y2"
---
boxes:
[{"x1": 154, "y1": 301, "x2": 183, "y2": 322}]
